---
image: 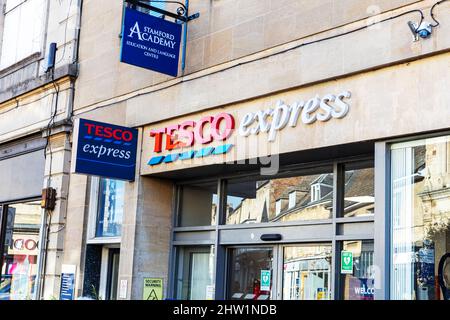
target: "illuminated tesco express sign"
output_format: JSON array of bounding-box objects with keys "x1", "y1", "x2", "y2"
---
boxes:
[{"x1": 147, "y1": 91, "x2": 351, "y2": 165}]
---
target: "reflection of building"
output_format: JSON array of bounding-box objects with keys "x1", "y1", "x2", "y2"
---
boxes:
[{"x1": 226, "y1": 170, "x2": 374, "y2": 224}]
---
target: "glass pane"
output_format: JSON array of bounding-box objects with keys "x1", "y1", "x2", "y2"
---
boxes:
[
  {"x1": 341, "y1": 240, "x2": 374, "y2": 300},
  {"x1": 391, "y1": 135, "x2": 450, "y2": 300},
  {"x1": 227, "y1": 247, "x2": 273, "y2": 300},
  {"x1": 108, "y1": 251, "x2": 120, "y2": 300},
  {"x1": 283, "y1": 244, "x2": 332, "y2": 300},
  {"x1": 175, "y1": 246, "x2": 214, "y2": 300},
  {"x1": 342, "y1": 164, "x2": 374, "y2": 217},
  {"x1": 0, "y1": 0, "x2": 45, "y2": 69},
  {"x1": 178, "y1": 182, "x2": 218, "y2": 227},
  {"x1": 226, "y1": 170, "x2": 333, "y2": 225},
  {"x1": 0, "y1": 200, "x2": 41, "y2": 300},
  {"x1": 96, "y1": 179, "x2": 125, "y2": 237}
]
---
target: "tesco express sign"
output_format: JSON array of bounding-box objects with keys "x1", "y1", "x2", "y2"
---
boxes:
[{"x1": 148, "y1": 91, "x2": 351, "y2": 162}]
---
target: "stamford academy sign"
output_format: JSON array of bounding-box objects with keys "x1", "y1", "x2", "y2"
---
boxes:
[
  {"x1": 120, "y1": 7, "x2": 182, "y2": 77},
  {"x1": 147, "y1": 91, "x2": 352, "y2": 166}
]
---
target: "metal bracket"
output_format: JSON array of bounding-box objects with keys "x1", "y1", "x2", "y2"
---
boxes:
[{"x1": 125, "y1": 0, "x2": 200, "y2": 23}]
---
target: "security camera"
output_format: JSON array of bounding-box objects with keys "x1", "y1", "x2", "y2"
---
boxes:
[{"x1": 408, "y1": 21, "x2": 433, "y2": 41}]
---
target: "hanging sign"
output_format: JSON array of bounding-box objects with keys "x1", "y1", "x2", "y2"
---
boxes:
[
  {"x1": 121, "y1": 7, "x2": 182, "y2": 77},
  {"x1": 72, "y1": 119, "x2": 138, "y2": 181},
  {"x1": 341, "y1": 251, "x2": 354, "y2": 274},
  {"x1": 143, "y1": 278, "x2": 163, "y2": 300}
]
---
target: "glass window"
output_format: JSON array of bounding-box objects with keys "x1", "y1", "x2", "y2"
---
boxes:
[
  {"x1": 178, "y1": 182, "x2": 218, "y2": 227},
  {"x1": 227, "y1": 247, "x2": 273, "y2": 300},
  {"x1": 96, "y1": 179, "x2": 125, "y2": 238},
  {"x1": 341, "y1": 163, "x2": 374, "y2": 218},
  {"x1": 0, "y1": 0, "x2": 46, "y2": 69},
  {"x1": 0, "y1": 200, "x2": 41, "y2": 300},
  {"x1": 175, "y1": 246, "x2": 214, "y2": 300},
  {"x1": 391, "y1": 136, "x2": 450, "y2": 300},
  {"x1": 340, "y1": 240, "x2": 374, "y2": 300},
  {"x1": 282, "y1": 244, "x2": 332, "y2": 300},
  {"x1": 225, "y1": 169, "x2": 333, "y2": 225}
]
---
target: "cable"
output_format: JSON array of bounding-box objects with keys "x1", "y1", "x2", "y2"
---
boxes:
[
  {"x1": 430, "y1": 0, "x2": 449, "y2": 27},
  {"x1": 75, "y1": 8, "x2": 425, "y2": 118}
]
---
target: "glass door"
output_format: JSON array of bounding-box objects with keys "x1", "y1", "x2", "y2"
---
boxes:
[
  {"x1": 281, "y1": 244, "x2": 332, "y2": 300},
  {"x1": 227, "y1": 247, "x2": 275, "y2": 300},
  {"x1": 226, "y1": 244, "x2": 332, "y2": 300}
]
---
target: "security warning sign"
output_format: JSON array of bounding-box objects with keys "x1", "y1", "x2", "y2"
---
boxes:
[{"x1": 143, "y1": 278, "x2": 163, "y2": 300}]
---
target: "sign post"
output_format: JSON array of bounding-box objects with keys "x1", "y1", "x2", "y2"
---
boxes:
[{"x1": 341, "y1": 251, "x2": 354, "y2": 274}]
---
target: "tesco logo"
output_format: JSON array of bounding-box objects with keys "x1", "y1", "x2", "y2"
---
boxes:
[
  {"x1": 150, "y1": 113, "x2": 235, "y2": 153},
  {"x1": 84, "y1": 123, "x2": 134, "y2": 142}
]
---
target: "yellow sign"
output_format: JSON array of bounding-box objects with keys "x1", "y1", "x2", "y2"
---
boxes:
[{"x1": 143, "y1": 278, "x2": 163, "y2": 300}]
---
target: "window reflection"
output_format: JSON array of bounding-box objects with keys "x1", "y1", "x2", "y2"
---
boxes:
[
  {"x1": 178, "y1": 182, "x2": 218, "y2": 227},
  {"x1": 0, "y1": 200, "x2": 41, "y2": 300},
  {"x1": 96, "y1": 179, "x2": 125, "y2": 237},
  {"x1": 341, "y1": 240, "x2": 375, "y2": 300},
  {"x1": 175, "y1": 246, "x2": 215, "y2": 300},
  {"x1": 226, "y1": 171, "x2": 333, "y2": 225},
  {"x1": 342, "y1": 165, "x2": 374, "y2": 218},
  {"x1": 283, "y1": 245, "x2": 332, "y2": 300},
  {"x1": 391, "y1": 136, "x2": 450, "y2": 300}
]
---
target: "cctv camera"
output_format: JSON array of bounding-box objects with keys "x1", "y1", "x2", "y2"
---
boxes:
[
  {"x1": 417, "y1": 22, "x2": 432, "y2": 38},
  {"x1": 408, "y1": 21, "x2": 433, "y2": 40}
]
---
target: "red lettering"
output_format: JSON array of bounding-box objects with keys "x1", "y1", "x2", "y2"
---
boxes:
[
  {"x1": 25, "y1": 239, "x2": 37, "y2": 251},
  {"x1": 122, "y1": 131, "x2": 133, "y2": 142},
  {"x1": 150, "y1": 128, "x2": 165, "y2": 153},
  {"x1": 194, "y1": 116, "x2": 214, "y2": 144},
  {"x1": 103, "y1": 127, "x2": 113, "y2": 139},
  {"x1": 178, "y1": 121, "x2": 195, "y2": 147},
  {"x1": 165, "y1": 125, "x2": 180, "y2": 151},
  {"x1": 211, "y1": 113, "x2": 235, "y2": 141},
  {"x1": 84, "y1": 123, "x2": 96, "y2": 135},
  {"x1": 112, "y1": 129, "x2": 122, "y2": 140},
  {"x1": 95, "y1": 125, "x2": 103, "y2": 137}
]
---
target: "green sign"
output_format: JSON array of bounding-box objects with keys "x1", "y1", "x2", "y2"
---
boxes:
[
  {"x1": 260, "y1": 270, "x2": 271, "y2": 291},
  {"x1": 143, "y1": 278, "x2": 163, "y2": 300},
  {"x1": 341, "y1": 251, "x2": 353, "y2": 274}
]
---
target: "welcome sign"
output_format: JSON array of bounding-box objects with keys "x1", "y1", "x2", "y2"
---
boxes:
[
  {"x1": 72, "y1": 119, "x2": 138, "y2": 181},
  {"x1": 121, "y1": 7, "x2": 182, "y2": 77}
]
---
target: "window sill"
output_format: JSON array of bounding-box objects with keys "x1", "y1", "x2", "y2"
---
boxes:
[
  {"x1": 0, "y1": 52, "x2": 42, "y2": 77},
  {"x1": 86, "y1": 237, "x2": 121, "y2": 245}
]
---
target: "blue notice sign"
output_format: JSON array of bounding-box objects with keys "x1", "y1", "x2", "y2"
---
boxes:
[
  {"x1": 121, "y1": 7, "x2": 182, "y2": 77},
  {"x1": 74, "y1": 119, "x2": 138, "y2": 181},
  {"x1": 60, "y1": 273, "x2": 75, "y2": 300}
]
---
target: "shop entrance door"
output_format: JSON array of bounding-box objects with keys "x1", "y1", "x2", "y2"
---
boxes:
[{"x1": 226, "y1": 243, "x2": 332, "y2": 300}]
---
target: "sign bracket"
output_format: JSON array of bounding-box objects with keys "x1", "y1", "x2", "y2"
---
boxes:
[{"x1": 125, "y1": 0, "x2": 200, "y2": 23}]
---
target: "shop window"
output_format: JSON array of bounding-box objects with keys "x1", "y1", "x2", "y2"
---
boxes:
[
  {"x1": 339, "y1": 162, "x2": 374, "y2": 218},
  {"x1": 0, "y1": 200, "x2": 42, "y2": 300},
  {"x1": 175, "y1": 246, "x2": 215, "y2": 300},
  {"x1": 0, "y1": 0, "x2": 46, "y2": 69},
  {"x1": 225, "y1": 169, "x2": 333, "y2": 225},
  {"x1": 96, "y1": 178, "x2": 125, "y2": 238},
  {"x1": 178, "y1": 182, "x2": 218, "y2": 227},
  {"x1": 390, "y1": 136, "x2": 450, "y2": 300},
  {"x1": 340, "y1": 240, "x2": 374, "y2": 300},
  {"x1": 282, "y1": 244, "x2": 332, "y2": 300}
]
